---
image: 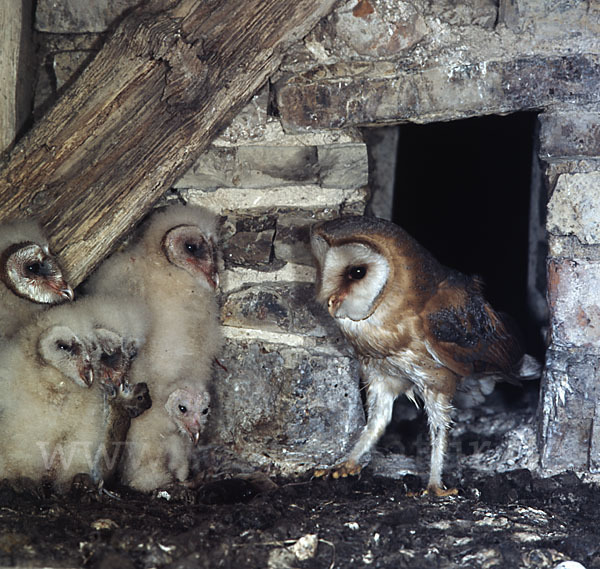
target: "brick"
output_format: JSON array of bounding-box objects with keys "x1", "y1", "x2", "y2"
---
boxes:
[
  {"x1": 547, "y1": 258, "x2": 600, "y2": 349},
  {"x1": 539, "y1": 111, "x2": 600, "y2": 158},
  {"x1": 273, "y1": 216, "x2": 314, "y2": 266},
  {"x1": 221, "y1": 282, "x2": 343, "y2": 339},
  {"x1": 223, "y1": 229, "x2": 275, "y2": 267},
  {"x1": 35, "y1": 0, "x2": 138, "y2": 33},
  {"x1": 317, "y1": 144, "x2": 368, "y2": 189},
  {"x1": 547, "y1": 172, "x2": 600, "y2": 244},
  {"x1": 275, "y1": 55, "x2": 600, "y2": 130},
  {"x1": 53, "y1": 51, "x2": 96, "y2": 90},
  {"x1": 208, "y1": 339, "x2": 364, "y2": 475},
  {"x1": 180, "y1": 185, "x2": 368, "y2": 215},
  {"x1": 539, "y1": 349, "x2": 599, "y2": 473}
]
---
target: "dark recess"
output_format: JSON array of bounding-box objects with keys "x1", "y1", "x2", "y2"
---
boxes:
[{"x1": 393, "y1": 112, "x2": 543, "y2": 359}]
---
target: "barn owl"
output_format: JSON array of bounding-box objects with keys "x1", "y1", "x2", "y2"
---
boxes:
[
  {"x1": 120, "y1": 387, "x2": 210, "y2": 492},
  {"x1": 0, "y1": 220, "x2": 73, "y2": 339},
  {"x1": 85, "y1": 204, "x2": 222, "y2": 490},
  {"x1": 310, "y1": 215, "x2": 540, "y2": 496},
  {"x1": 85, "y1": 204, "x2": 222, "y2": 385},
  {"x1": 0, "y1": 295, "x2": 149, "y2": 490}
]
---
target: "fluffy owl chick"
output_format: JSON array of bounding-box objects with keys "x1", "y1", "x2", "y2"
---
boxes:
[
  {"x1": 311, "y1": 216, "x2": 540, "y2": 496},
  {"x1": 85, "y1": 204, "x2": 222, "y2": 387},
  {"x1": 120, "y1": 387, "x2": 210, "y2": 491},
  {"x1": 0, "y1": 295, "x2": 149, "y2": 489},
  {"x1": 0, "y1": 316, "x2": 100, "y2": 486},
  {"x1": 0, "y1": 220, "x2": 73, "y2": 339}
]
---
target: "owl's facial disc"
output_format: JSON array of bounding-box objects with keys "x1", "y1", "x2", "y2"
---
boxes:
[
  {"x1": 3, "y1": 243, "x2": 73, "y2": 304},
  {"x1": 162, "y1": 225, "x2": 219, "y2": 290},
  {"x1": 321, "y1": 243, "x2": 389, "y2": 321}
]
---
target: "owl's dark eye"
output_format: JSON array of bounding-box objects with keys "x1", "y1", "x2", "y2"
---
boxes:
[
  {"x1": 26, "y1": 262, "x2": 42, "y2": 276},
  {"x1": 178, "y1": 404, "x2": 187, "y2": 414},
  {"x1": 202, "y1": 407, "x2": 209, "y2": 415},
  {"x1": 185, "y1": 241, "x2": 206, "y2": 259},
  {"x1": 347, "y1": 266, "x2": 367, "y2": 280},
  {"x1": 57, "y1": 341, "x2": 79, "y2": 355}
]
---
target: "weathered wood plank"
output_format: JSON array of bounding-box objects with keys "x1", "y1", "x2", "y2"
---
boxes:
[
  {"x1": 0, "y1": 0, "x2": 337, "y2": 285},
  {"x1": 0, "y1": 0, "x2": 34, "y2": 153}
]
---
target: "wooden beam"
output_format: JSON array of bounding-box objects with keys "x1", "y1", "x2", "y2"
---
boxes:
[
  {"x1": 0, "y1": 0, "x2": 34, "y2": 153},
  {"x1": 0, "y1": 0, "x2": 336, "y2": 285}
]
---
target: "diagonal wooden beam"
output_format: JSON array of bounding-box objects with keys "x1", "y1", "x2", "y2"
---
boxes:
[{"x1": 0, "y1": 0, "x2": 337, "y2": 286}]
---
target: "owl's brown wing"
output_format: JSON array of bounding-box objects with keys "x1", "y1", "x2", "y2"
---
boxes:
[{"x1": 422, "y1": 274, "x2": 524, "y2": 379}]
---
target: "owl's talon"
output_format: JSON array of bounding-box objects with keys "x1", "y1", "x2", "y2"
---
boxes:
[
  {"x1": 424, "y1": 485, "x2": 458, "y2": 497},
  {"x1": 313, "y1": 461, "x2": 362, "y2": 480}
]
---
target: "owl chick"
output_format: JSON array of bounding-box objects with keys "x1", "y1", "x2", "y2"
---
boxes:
[
  {"x1": 0, "y1": 220, "x2": 73, "y2": 339},
  {"x1": 310, "y1": 215, "x2": 540, "y2": 496},
  {"x1": 85, "y1": 204, "x2": 222, "y2": 387},
  {"x1": 85, "y1": 204, "x2": 222, "y2": 490},
  {"x1": 0, "y1": 295, "x2": 149, "y2": 490},
  {"x1": 120, "y1": 387, "x2": 210, "y2": 492}
]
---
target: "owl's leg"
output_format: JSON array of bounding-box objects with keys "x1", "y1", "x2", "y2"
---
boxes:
[
  {"x1": 421, "y1": 387, "x2": 458, "y2": 497},
  {"x1": 314, "y1": 371, "x2": 399, "y2": 479}
]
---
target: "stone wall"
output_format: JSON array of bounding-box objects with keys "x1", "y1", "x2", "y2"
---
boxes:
[
  {"x1": 32, "y1": 1, "x2": 371, "y2": 475},
  {"x1": 17, "y1": 0, "x2": 600, "y2": 477},
  {"x1": 539, "y1": 111, "x2": 600, "y2": 474},
  {"x1": 175, "y1": 97, "x2": 370, "y2": 474}
]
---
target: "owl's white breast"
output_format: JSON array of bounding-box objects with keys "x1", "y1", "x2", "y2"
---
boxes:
[{"x1": 337, "y1": 310, "x2": 445, "y2": 397}]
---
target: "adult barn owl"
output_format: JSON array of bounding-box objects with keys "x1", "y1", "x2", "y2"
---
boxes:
[
  {"x1": 310, "y1": 215, "x2": 540, "y2": 496},
  {"x1": 0, "y1": 220, "x2": 73, "y2": 339}
]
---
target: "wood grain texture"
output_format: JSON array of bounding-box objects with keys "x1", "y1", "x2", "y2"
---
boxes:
[
  {"x1": 0, "y1": 0, "x2": 336, "y2": 285},
  {"x1": 0, "y1": 0, "x2": 34, "y2": 153}
]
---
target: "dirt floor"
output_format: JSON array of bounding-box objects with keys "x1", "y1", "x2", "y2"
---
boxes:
[
  {"x1": 0, "y1": 465, "x2": 598, "y2": 569},
  {"x1": 0, "y1": 382, "x2": 597, "y2": 569}
]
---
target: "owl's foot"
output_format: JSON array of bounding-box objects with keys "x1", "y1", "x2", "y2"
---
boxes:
[
  {"x1": 424, "y1": 484, "x2": 458, "y2": 497},
  {"x1": 314, "y1": 460, "x2": 362, "y2": 479},
  {"x1": 407, "y1": 484, "x2": 458, "y2": 498}
]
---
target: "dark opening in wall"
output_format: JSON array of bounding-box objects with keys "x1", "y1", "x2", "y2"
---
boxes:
[{"x1": 392, "y1": 113, "x2": 545, "y2": 359}]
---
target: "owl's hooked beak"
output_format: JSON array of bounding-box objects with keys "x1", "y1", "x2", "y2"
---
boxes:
[
  {"x1": 185, "y1": 425, "x2": 201, "y2": 446},
  {"x1": 79, "y1": 357, "x2": 94, "y2": 388},
  {"x1": 327, "y1": 293, "x2": 345, "y2": 317},
  {"x1": 48, "y1": 278, "x2": 74, "y2": 301},
  {"x1": 60, "y1": 286, "x2": 75, "y2": 301}
]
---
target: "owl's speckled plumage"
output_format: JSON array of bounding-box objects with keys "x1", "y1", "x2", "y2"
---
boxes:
[{"x1": 311, "y1": 215, "x2": 540, "y2": 495}]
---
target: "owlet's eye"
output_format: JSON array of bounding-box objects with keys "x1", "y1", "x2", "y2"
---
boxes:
[
  {"x1": 184, "y1": 241, "x2": 206, "y2": 258},
  {"x1": 178, "y1": 404, "x2": 187, "y2": 414},
  {"x1": 347, "y1": 266, "x2": 367, "y2": 281},
  {"x1": 57, "y1": 341, "x2": 78, "y2": 355},
  {"x1": 26, "y1": 262, "x2": 42, "y2": 276}
]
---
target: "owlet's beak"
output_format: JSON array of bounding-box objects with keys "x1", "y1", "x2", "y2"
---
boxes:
[
  {"x1": 79, "y1": 357, "x2": 94, "y2": 388},
  {"x1": 60, "y1": 285, "x2": 75, "y2": 301},
  {"x1": 47, "y1": 277, "x2": 74, "y2": 301}
]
